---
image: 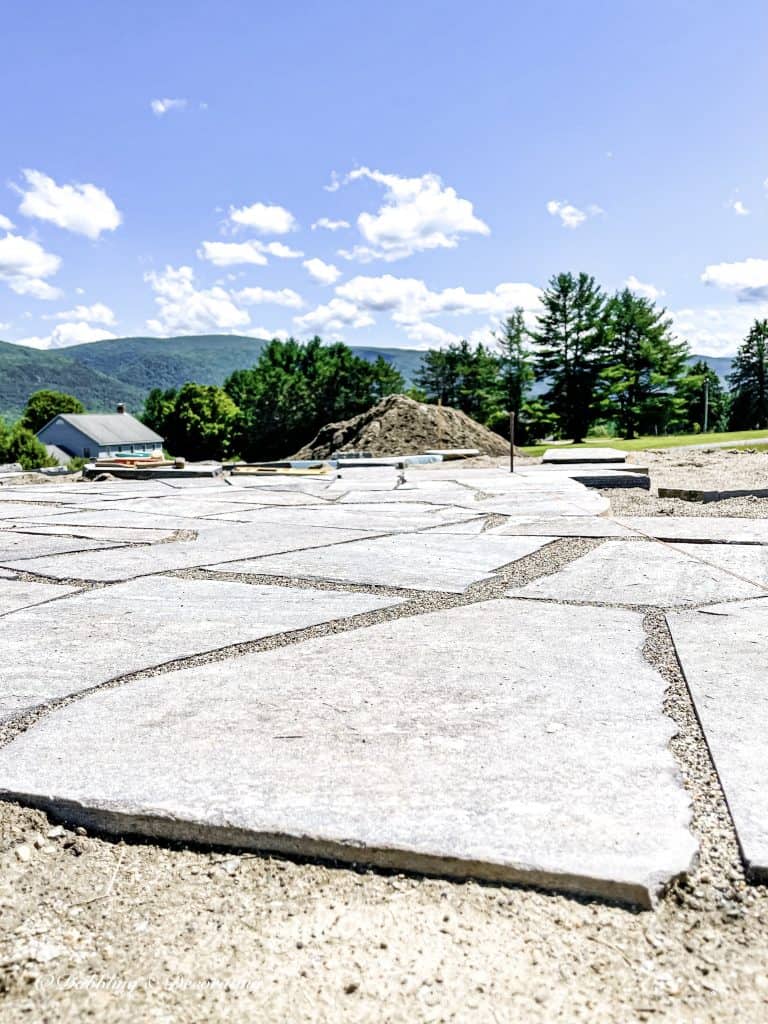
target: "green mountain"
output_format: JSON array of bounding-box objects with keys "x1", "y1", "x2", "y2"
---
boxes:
[
  {"x1": 0, "y1": 334, "x2": 427, "y2": 421},
  {"x1": 0, "y1": 332, "x2": 733, "y2": 422},
  {"x1": 0, "y1": 340, "x2": 146, "y2": 421}
]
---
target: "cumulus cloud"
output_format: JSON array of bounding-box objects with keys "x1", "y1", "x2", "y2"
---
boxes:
[
  {"x1": 145, "y1": 265, "x2": 250, "y2": 334},
  {"x1": 234, "y1": 286, "x2": 303, "y2": 308},
  {"x1": 16, "y1": 169, "x2": 122, "y2": 239},
  {"x1": 150, "y1": 98, "x2": 188, "y2": 116},
  {"x1": 0, "y1": 214, "x2": 14, "y2": 231},
  {"x1": 624, "y1": 275, "x2": 665, "y2": 302},
  {"x1": 0, "y1": 232, "x2": 62, "y2": 300},
  {"x1": 244, "y1": 326, "x2": 291, "y2": 341},
  {"x1": 546, "y1": 199, "x2": 603, "y2": 229},
  {"x1": 18, "y1": 322, "x2": 117, "y2": 350},
  {"x1": 45, "y1": 302, "x2": 116, "y2": 325},
  {"x1": 229, "y1": 201, "x2": 297, "y2": 235},
  {"x1": 303, "y1": 257, "x2": 341, "y2": 285},
  {"x1": 293, "y1": 298, "x2": 375, "y2": 334},
  {"x1": 728, "y1": 198, "x2": 750, "y2": 216},
  {"x1": 701, "y1": 257, "x2": 768, "y2": 302},
  {"x1": 335, "y1": 274, "x2": 541, "y2": 326},
  {"x1": 401, "y1": 322, "x2": 461, "y2": 348},
  {"x1": 311, "y1": 217, "x2": 350, "y2": 231},
  {"x1": 199, "y1": 239, "x2": 302, "y2": 266},
  {"x1": 672, "y1": 303, "x2": 768, "y2": 357},
  {"x1": 336, "y1": 167, "x2": 490, "y2": 262}
]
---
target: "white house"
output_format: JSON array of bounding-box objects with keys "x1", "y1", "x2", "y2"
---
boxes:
[{"x1": 36, "y1": 405, "x2": 164, "y2": 460}]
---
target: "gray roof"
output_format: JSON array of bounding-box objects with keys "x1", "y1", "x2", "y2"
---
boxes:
[{"x1": 43, "y1": 413, "x2": 163, "y2": 446}]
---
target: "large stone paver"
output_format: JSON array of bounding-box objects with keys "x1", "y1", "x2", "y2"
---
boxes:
[
  {"x1": 205, "y1": 504, "x2": 479, "y2": 533},
  {"x1": 0, "y1": 532, "x2": 126, "y2": 562},
  {"x1": 542, "y1": 447, "x2": 626, "y2": 464},
  {"x1": 0, "y1": 579, "x2": 80, "y2": 615},
  {"x1": 487, "y1": 516, "x2": 632, "y2": 538},
  {"x1": 0, "y1": 576, "x2": 400, "y2": 719},
  {"x1": 1, "y1": 523, "x2": 375, "y2": 581},
  {"x1": 0, "y1": 600, "x2": 696, "y2": 905},
  {"x1": 617, "y1": 517, "x2": 768, "y2": 545},
  {"x1": 507, "y1": 541, "x2": 767, "y2": 606},
  {"x1": 214, "y1": 533, "x2": 552, "y2": 592},
  {"x1": 667, "y1": 598, "x2": 768, "y2": 881}
]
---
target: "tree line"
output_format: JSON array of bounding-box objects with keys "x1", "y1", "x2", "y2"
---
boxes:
[{"x1": 413, "y1": 272, "x2": 768, "y2": 443}]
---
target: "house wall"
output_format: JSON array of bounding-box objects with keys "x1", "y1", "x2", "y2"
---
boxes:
[{"x1": 37, "y1": 419, "x2": 164, "y2": 459}]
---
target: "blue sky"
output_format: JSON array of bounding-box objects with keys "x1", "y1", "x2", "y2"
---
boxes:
[{"x1": 1, "y1": 0, "x2": 766, "y2": 355}]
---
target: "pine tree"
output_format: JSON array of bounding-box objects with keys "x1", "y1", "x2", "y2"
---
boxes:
[
  {"x1": 494, "y1": 308, "x2": 534, "y2": 419},
  {"x1": 531, "y1": 272, "x2": 606, "y2": 442},
  {"x1": 600, "y1": 289, "x2": 689, "y2": 438},
  {"x1": 675, "y1": 360, "x2": 729, "y2": 433},
  {"x1": 728, "y1": 320, "x2": 768, "y2": 429}
]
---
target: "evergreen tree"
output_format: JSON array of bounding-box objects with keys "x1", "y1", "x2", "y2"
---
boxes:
[
  {"x1": 531, "y1": 272, "x2": 606, "y2": 442},
  {"x1": 728, "y1": 320, "x2": 768, "y2": 429},
  {"x1": 414, "y1": 347, "x2": 463, "y2": 407},
  {"x1": 494, "y1": 307, "x2": 534, "y2": 422},
  {"x1": 675, "y1": 360, "x2": 729, "y2": 433},
  {"x1": 0, "y1": 423, "x2": 57, "y2": 470},
  {"x1": 599, "y1": 289, "x2": 689, "y2": 438}
]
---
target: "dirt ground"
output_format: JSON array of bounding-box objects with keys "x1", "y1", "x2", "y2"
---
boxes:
[{"x1": 2, "y1": 447, "x2": 768, "y2": 1022}]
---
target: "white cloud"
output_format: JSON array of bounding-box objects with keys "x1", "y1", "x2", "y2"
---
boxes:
[
  {"x1": 16, "y1": 169, "x2": 122, "y2": 239},
  {"x1": 728, "y1": 198, "x2": 750, "y2": 216},
  {"x1": 0, "y1": 232, "x2": 62, "y2": 300},
  {"x1": 546, "y1": 199, "x2": 603, "y2": 229},
  {"x1": 229, "y1": 201, "x2": 297, "y2": 235},
  {"x1": 401, "y1": 322, "x2": 461, "y2": 348},
  {"x1": 0, "y1": 214, "x2": 14, "y2": 231},
  {"x1": 45, "y1": 302, "x2": 116, "y2": 325},
  {"x1": 672, "y1": 303, "x2": 768, "y2": 357},
  {"x1": 311, "y1": 217, "x2": 350, "y2": 231},
  {"x1": 150, "y1": 98, "x2": 188, "y2": 116},
  {"x1": 701, "y1": 257, "x2": 768, "y2": 301},
  {"x1": 624, "y1": 275, "x2": 665, "y2": 302},
  {"x1": 235, "y1": 287, "x2": 303, "y2": 308},
  {"x1": 294, "y1": 298, "x2": 375, "y2": 334},
  {"x1": 17, "y1": 322, "x2": 117, "y2": 350},
  {"x1": 324, "y1": 172, "x2": 341, "y2": 193},
  {"x1": 337, "y1": 167, "x2": 490, "y2": 262},
  {"x1": 303, "y1": 257, "x2": 341, "y2": 285},
  {"x1": 244, "y1": 326, "x2": 291, "y2": 341},
  {"x1": 198, "y1": 239, "x2": 302, "y2": 266},
  {"x1": 145, "y1": 265, "x2": 250, "y2": 334},
  {"x1": 335, "y1": 274, "x2": 541, "y2": 325},
  {"x1": 198, "y1": 241, "x2": 268, "y2": 267}
]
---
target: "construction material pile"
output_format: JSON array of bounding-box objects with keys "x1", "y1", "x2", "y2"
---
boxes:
[{"x1": 293, "y1": 394, "x2": 512, "y2": 459}]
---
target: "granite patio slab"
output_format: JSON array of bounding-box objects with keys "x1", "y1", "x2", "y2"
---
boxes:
[
  {"x1": 214, "y1": 533, "x2": 553, "y2": 592},
  {"x1": 618, "y1": 517, "x2": 768, "y2": 546},
  {"x1": 0, "y1": 600, "x2": 696, "y2": 906},
  {"x1": 0, "y1": 575, "x2": 401, "y2": 719},
  {"x1": 667, "y1": 598, "x2": 768, "y2": 881},
  {"x1": 487, "y1": 516, "x2": 632, "y2": 538},
  {"x1": 507, "y1": 540, "x2": 767, "y2": 606},
  {"x1": 542, "y1": 447, "x2": 627, "y2": 464},
  {"x1": 0, "y1": 523, "x2": 376, "y2": 582},
  {"x1": 0, "y1": 579, "x2": 81, "y2": 616},
  {"x1": 0, "y1": 532, "x2": 127, "y2": 562}
]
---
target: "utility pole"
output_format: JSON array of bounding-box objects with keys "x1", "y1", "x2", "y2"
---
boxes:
[
  {"x1": 703, "y1": 378, "x2": 709, "y2": 434},
  {"x1": 509, "y1": 411, "x2": 515, "y2": 473}
]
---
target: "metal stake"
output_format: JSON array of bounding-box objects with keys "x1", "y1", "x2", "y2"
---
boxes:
[{"x1": 509, "y1": 411, "x2": 515, "y2": 473}]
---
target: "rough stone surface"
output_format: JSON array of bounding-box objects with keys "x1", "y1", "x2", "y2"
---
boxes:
[
  {"x1": 0, "y1": 579, "x2": 80, "y2": 616},
  {"x1": 542, "y1": 447, "x2": 627, "y2": 464},
  {"x1": 1, "y1": 523, "x2": 376, "y2": 581},
  {"x1": 507, "y1": 540, "x2": 767, "y2": 606},
  {"x1": 0, "y1": 533, "x2": 125, "y2": 561},
  {"x1": 487, "y1": 516, "x2": 632, "y2": 538},
  {"x1": 215, "y1": 533, "x2": 553, "y2": 592},
  {"x1": 667, "y1": 598, "x2": 768, "y2": 880},
  {"x1": 617, "y1": 516, "x2": 768, "y2": 545},
  {"x1": 0, "y1": 600, "x2": 696, "y2": 906},
  {"x1": 0, "y1": 576, "x2": 400, "y2": 718}
]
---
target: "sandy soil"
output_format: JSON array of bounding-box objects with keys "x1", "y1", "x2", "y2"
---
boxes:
[{"x1": 2, "y1": 448, "x2": 768, "y2": 1022}]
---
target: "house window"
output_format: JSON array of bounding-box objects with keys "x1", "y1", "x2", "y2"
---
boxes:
[{"x1": 83, "y1": 447, "x2": 91, "y2": 458}]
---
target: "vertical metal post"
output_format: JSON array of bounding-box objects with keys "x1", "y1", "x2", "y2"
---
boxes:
[
  {"x1": 509, "y1": 411, "x2": 515, "y2": 473},
  {"x1": 703, "y1": 378, "x2": 709, "y2": 433}
]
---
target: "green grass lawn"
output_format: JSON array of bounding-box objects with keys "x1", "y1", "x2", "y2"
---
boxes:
[{"x1": 521, "y1": 429, "x2": 768, "y2": 458}]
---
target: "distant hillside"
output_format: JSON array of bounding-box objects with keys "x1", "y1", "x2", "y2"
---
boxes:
[
  {"x1": 688, "y1": 354, "x2": 732, "y2": 384},
  {"x1": 0, "y1": 332, "x2": 734, "y2": 422},
  {"x1": 0, "y1": 340, "x2": 145, "y2": 421}
]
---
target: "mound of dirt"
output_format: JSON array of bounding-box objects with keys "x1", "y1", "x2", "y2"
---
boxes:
[{"x1": 293, "y1": 394, "x2": 512, "y2": 459}]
